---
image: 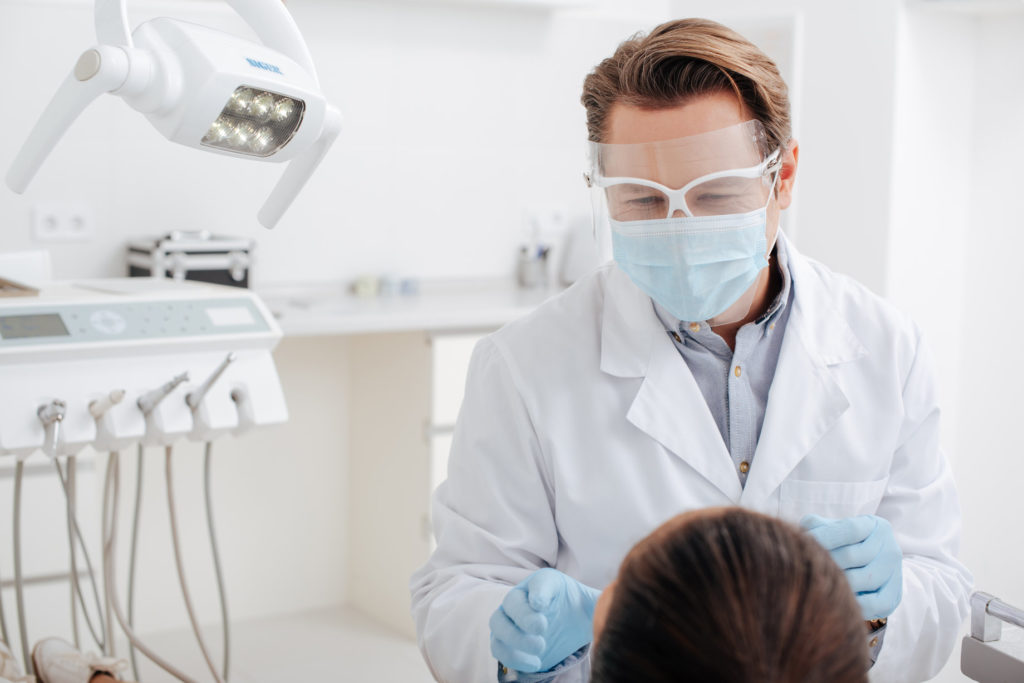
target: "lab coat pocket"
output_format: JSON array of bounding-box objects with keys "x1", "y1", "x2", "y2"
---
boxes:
[{"x1": 778, "y1": 477, "x2": 889, "y2": 523}]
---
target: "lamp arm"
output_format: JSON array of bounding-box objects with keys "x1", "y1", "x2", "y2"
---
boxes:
[
  {"x1": 257, "y1": 105, "x2": 342, "y2": 229},
  {"x1": 226, "y1": 0, "x2": 320, "y2": 85},
  {"x1": 97, "y1": 0, "x2": 317, "y2": 84},
  {"x1": 95, "y1": 0, "x2": 132, "y2": 47},
  {"x1": 6, "y1": 46, "x2": 130, "y2": 194}
]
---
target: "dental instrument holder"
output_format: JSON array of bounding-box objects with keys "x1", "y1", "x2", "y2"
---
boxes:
[
  {"x1": 187, "y1": 353, "x2": 237, "y2": 442},
  {"x1": 89, "y1": 390, "x2": 129, "y2": 452},
  {"x1": 962, "y1": 591, "x2": 1024, "y2": 681},
  {"x1": 138, "y1": 372, "x2": 189, "y2": 447},
  {"x1": 230, "y1": 388, "x2": 256, "y2": 435},
  {"x1": 37, "y1": 400, "x2": 67, "y2": 458}
]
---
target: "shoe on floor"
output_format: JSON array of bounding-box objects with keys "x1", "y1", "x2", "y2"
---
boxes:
[
  {"x1": 0, "y1": 639, "x2": 34, "y2": 682},
  {"x1": 31, "y1": 639, "x2": 127, "y2": 683}
]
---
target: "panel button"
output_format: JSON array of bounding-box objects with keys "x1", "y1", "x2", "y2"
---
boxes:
[{"x1": 89, "y1": 309, "x2": 127, "y2": 335}]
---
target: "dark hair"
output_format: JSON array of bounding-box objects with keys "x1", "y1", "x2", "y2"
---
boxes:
[
  {"x1": 591, "y1": 508, "x2": 868, "y2": 683},
  {"x1": 580, "y1": 18, "x2": 791, "y2": 154}
]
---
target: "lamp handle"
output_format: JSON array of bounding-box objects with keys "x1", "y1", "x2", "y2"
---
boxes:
[
  {"x1": 5, "y1": 46, "x2": 130, "y2": 194},
  {"x1": 257, "y1": 105, "x2": 342, "y2": 229}
]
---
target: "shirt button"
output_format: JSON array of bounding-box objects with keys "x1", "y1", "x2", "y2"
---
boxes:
[
  {"x1": 770, "y1": 322, "x2": 776, "y2": 330},
  {"x1": 734, "y1": 365, "x2": 742, "y2": 378},
  {"x1": 869, "y1": 637, "x2": 879, "y2": 648},
  {"x1": 739, "y1": 461, "x2": 750, "y2": 474},
  {"x1": 671, "y1": 332, "x2": 681, "y2": 343},
  {"x1": 689, "y1": 322, "x2": 700, "y2": 333}
]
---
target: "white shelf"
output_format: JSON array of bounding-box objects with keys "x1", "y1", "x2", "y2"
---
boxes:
[
  {"x1": 914, "y1": 0, "x2": 1024, "y2": 14},
  {"x1": 259, "y1": 279, "x2": 561, "y2": 337},
  {"x1": 389, "y1": 0, "x2": 593, "y2": 8},
  {"x1": 131, "y1": 606, "x2": 434, "y2": 682}
]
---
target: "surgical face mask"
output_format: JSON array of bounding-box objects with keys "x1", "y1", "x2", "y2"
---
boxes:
[
  {"x1": 585, "y1": 121, "x2": 782, "y2": 324},
  {"x1": 608, "y1": 180, "x2": 777, "y2": 324}
]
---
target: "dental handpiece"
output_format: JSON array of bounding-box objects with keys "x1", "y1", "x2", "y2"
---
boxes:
[
  {"x1": 186, "y1": 353, "x2": 236, "y2": 411},
  {"x1": 37, "y1": 399, "x2": 67, "y2": 457},
  {"x1": 137, "y1": 373, "x2": 189, "y2": 416},
  {"x1": 89, "y1": 389, "x2": 126, "y2": 419}
]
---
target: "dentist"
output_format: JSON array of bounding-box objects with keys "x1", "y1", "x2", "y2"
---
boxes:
[{"x1": 411, "y1": 18, "x2": 970, "y2": 683}]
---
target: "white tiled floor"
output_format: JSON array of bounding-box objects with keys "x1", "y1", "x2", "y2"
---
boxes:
[{"x1": 133, "y1": 606, "x2": 435, "y2": 682}]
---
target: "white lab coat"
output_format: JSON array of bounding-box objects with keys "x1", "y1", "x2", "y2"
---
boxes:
[{"x1": 410, "y1": 234, "x2": 971, "y2": 683}]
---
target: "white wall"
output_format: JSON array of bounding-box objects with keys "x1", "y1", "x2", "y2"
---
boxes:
[{"x1": 888, "y1": 6, "x2": 977, "y2": 474}]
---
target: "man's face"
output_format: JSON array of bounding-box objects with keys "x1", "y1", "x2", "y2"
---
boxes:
[{"x1": 603, "y1": 91, "x2": 798, "y2": 242}]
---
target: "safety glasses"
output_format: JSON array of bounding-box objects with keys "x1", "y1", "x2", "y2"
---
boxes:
[{"x1": 586, "y1": 148, "x2": 780, "y2": 221}]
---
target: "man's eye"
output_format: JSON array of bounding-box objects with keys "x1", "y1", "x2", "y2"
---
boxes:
[
  {"x1": 629, "y1": 195, "x2": 665, "y2": 206},
  {"x1": 695, "y1": 193, "x2": 739, "y2": 203}
]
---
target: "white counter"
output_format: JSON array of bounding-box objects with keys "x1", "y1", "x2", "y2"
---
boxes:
[{"x1": 258, "y1": 279, "x2": 562, "y2": 337}]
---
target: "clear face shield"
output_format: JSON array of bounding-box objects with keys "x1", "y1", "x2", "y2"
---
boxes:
[{"x1": 585, "y1": 120, "x2": 782, "y2": 326}]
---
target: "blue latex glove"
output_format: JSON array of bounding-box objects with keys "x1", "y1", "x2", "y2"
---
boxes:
[
  {"x1": 489, "y1": 568, "x2": 601, "y2": 674},
  {"x1": 801, "y1": 514, "x2": 903, "y2": 620}
]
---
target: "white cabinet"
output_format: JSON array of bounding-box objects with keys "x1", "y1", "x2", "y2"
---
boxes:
[
  {"x1": 262, "y1": 281, "x2": 556, "y2": 638},
  {"x1": 346, "y1": 330, "x2": 484, "y2": 638}
]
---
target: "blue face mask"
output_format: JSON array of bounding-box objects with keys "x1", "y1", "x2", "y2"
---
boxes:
[{"x1": 610, "y1": 202, "x2": 772, "y2": 323}]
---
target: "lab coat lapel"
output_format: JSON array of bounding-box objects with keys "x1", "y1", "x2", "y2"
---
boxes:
[
  {"x1": 601, "y1": 267, "x2": 742, "y2": 502},
  {"x1": 740, "y1": 239, "x2": 867, "y2": 507}
]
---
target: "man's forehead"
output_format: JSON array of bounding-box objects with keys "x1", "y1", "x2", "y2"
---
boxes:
[{"x1": 598, "y1": 125, "x2": 763, "y2": 182}]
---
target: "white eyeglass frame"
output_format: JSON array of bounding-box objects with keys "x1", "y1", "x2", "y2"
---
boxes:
[{"x1": 585, "y1": 148, "x2": 781, "y2": 219}]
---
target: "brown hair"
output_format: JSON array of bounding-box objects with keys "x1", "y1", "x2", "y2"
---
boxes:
[
  {"x1": 591, "y1": 508, "x2": 868, "y2": 683},
  {"x1": 580, "y1": 18, "x2": 791, "y2": 153}
]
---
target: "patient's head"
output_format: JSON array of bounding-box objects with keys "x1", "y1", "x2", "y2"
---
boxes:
[{"x1": 591, "y1": 507, "x2": 868, "y2": 683}]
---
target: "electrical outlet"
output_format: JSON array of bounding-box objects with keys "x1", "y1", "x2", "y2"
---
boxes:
[{"x1": 31, "y1": 202, "x2": 95, "y2": 243}]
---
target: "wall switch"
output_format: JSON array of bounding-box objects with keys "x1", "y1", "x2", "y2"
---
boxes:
[{"x1": 31, "y1": 202, "x2": 95, "y2": 242}]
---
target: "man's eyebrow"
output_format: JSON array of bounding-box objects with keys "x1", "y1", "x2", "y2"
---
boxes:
[{"x1": 692, "y1": 176, "x2": 753, "y2": 189}]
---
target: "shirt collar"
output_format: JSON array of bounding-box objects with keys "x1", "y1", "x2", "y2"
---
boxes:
[{"x1": 653, "y1": 231, "x2": 794, "y2": 336}]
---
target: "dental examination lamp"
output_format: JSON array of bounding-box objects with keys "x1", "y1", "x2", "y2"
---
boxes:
[{"x1": 5, "y1": 0, "x2": 342, "y2": 229}]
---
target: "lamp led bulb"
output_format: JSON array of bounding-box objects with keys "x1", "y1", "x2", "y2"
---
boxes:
[
  {"x1": 203, "y1": 116, "x2": 233, "y2": 144},
  {"x1": 227, "y1": 87, "x2": 254, "y2": 114},
  {"x1": 271, "y1": 98, "x2": 296, "y2": 123},
  {"x1": 230, "y1": 121, "x2": 255, "y2": 148},
  {"x1": 251, "y1": 126, "x2": 275, "y2": 153},
  {"x1": 250, "y1": 92, "x2": 275, "y2": 121}
]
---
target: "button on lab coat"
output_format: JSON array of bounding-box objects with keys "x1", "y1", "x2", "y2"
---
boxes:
[{"x1": 410, "y1": 234, "x2": 971, "y2": 683}]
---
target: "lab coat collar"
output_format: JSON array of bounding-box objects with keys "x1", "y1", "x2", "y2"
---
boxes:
[
  {"x1": 599, "y1": 231, "x2": 867, "y2": 503},
  {"x1": 740, "y1": 233, "x2": 868, "y2": 506},
  {"x1": 780, "y1": 231, "x2": 867, "y2": 366},
  {"x1": 599, "y1": 255, "x2": 740, "y2": 501},
  {"x1": 599, "y1": 264, "x2": 662, "y2": 379}
]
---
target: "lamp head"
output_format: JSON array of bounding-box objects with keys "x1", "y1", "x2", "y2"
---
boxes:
[
  {"x1": 129, "y1": 19, "x2": 326, "y2": 163},
  {"x1": 5, "y1": 0, "x2": 342, "y2": 229}
]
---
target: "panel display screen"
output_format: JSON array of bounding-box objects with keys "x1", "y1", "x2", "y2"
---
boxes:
[
  {"x1": 0, "y1": 313, "x2": 70, "y2": 339},
  {"x1": 205, "y1": 306, "x2": 255, "y2": 327}
]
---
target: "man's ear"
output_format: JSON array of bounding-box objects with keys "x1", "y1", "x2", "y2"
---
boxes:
[{"x1": 776, "y1": 139, "x2": 799, "y2": 210}]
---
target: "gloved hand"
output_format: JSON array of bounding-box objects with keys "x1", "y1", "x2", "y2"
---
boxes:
[
  {"x1": 489, "y1": 568, "x2": 601, "y2": 674},
  {"x1": 801, "y1": 514, "x2": 903, "y2": 620}
]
